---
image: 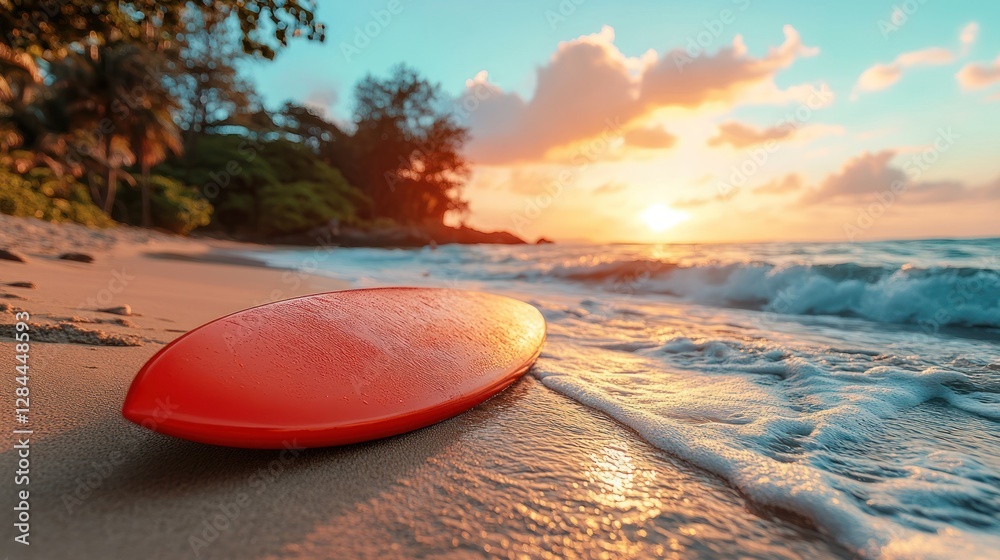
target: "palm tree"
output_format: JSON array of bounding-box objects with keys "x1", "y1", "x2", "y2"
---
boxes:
[
  {"x1": 47, "y1": 45, "x2": 155, "y2": 212},
  {"x1": 130, "y1": 100, "x2": 183, "y2": 226}
]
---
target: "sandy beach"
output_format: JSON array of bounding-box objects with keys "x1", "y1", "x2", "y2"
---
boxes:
[
  {"x1": 0, "y1": 217, "x2": 846, "y2": 559},
  {"x1": 5, "y1": 2, "x2": 999, "y2": 556}
]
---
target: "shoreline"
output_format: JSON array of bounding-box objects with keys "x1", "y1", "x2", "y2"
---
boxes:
[{"x1": 0, "y1": 216, "x2": 845, "y2": 558}]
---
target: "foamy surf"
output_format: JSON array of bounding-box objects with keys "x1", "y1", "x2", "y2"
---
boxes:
[
  {"x1": 540, "y1": 259, "x2": 1000, "y2": 329},
  {"x1": 256, "y1": 237, "x2": 1000, "y2": 558},
  {"x1": 529, "y1": 295, "x2": 1000, "y2": 559}
]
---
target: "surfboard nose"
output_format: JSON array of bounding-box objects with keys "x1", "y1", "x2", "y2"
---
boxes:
[
  {"x1": 121, "y1": 359, "x2": 180, "y2": 430},
  {"x1": 121, "y1": 394, "x2": 151, "y2": 427}
]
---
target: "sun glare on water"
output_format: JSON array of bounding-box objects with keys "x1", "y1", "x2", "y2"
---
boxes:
[{"x1": 640, "y1": 204, "x2": 689, "y2": 232}]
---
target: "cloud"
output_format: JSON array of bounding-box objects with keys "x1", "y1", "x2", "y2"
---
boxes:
[
  {"x1": 957, "y1": 55, "x2": 1000, "y2": 90},
  {"x1": 983, "y1": 176, "x2": 1000, "y2": 198},
  {"x1": 592, "y1": 181, "x2": 627, "y2": 195},
  {"x1": 754, "y1": 174, "x2": 802, "y2": 194},
  {"x1": 707, "y1": 121, "x2": 794, "y2": 148},
  {"x1": 707, "y1": 118, "x2": 843, "y2": 149},
  {"x1": 853, "y1": 48, "x2": 955, "y2": 96},
  {"x1": 959, "y1": 22, "x2": 979, "y2": 54},
  {"x1": 503, "y1": 169, "x2": 563, "y2": 195},
  {"x1": 673, "y1": 188, "x2": 738, "y2": 208},
  {"x1": 303, "y1": 87, "x2": 339, "y2": 117},
  {"x1": 889, "y1": 6, "x2": 905, "y2": 26},
  {"x1": 623, "y1": 126, "x2": 676, "y2": 149},
  {"x1": 803, "y1": 151, "x2": 909, "y2": 203},
  {"x1": 852, "y1": 23, "x2": 978, "y2": 98},
  {"x1": 801, "y1": 150, "x2": 997, "y2": 205},
  {"x1": 639, "y1": 25, "x2": 818, "y2": 107},
  {"x1": 463, "y1": 25, "x2": 819, "y2": 164}
]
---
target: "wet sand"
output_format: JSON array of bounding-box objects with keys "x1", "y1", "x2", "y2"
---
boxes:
[{"x1": 0, "y1": 217, "x2": 846, "y2": 558}]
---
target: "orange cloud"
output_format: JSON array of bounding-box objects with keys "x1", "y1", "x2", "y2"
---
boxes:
[
  {"x1": 707, "y1": 121, "x2": 794, "y2": 148},
  {"x1": 801, "y1": 150, "x2": 997, "y2": 205},
  {"x1": 502, "y1": 169, "x2": 565, "y2": 196},
  {"x1": 754, "y1": 174, "x2": 802, "y2": 194},
  {"x1": 623, "y1": 126, "x2": 676, "y2": 149},
  {"x1": 464, "y1": 25, "x2": 818, "y2": 164},
  {"x1": 673, "y1": 188, "x2": 738, "y2": 208},
  {"x1": 592, "y1": 181, "x2": 627, "y2": 195},
  {"x1": 852, "y1": 23, "x2": 978, "y2": 98},
  {"x1": 957, "y1": 56, "x2": 1000, "y2": 89},
  {"x1": 640, "y1": 26, "x2": 817, "y2": 107},
  {"x1": 853, "y1": 48, "x2": 954, "y2": 96}
]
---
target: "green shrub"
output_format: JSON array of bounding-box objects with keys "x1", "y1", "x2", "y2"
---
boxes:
[
  {"x1": 114, "y1": 176, "x2": 213, "y2": 234},
  {"x1": 0, "y1": 165, "x2": 115, "y2": 227},
  {"x1": 257, "y1": 178, "x2": 357, "y2": 236},
  {"x1": 156, "y1": 135, "x2": 368, "y2": 236}
]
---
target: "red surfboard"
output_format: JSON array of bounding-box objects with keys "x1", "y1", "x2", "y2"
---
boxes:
[{"x1": 122, "y1": 288, "x2": 546, "y2": 448}]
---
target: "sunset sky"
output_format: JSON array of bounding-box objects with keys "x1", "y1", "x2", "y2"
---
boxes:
[{"x1": 250, "y1": 1, "x2": 1000, "y2": 243}]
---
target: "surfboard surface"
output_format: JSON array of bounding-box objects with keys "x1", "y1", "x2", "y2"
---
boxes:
[{"x1": 122, "y1": 288, "x2": 546, "y2": 448}]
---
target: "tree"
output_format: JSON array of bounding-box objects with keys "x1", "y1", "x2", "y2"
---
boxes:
[
  {"x1": 352, "y1": 65, "x2": 470, "y2": 225},
  {"x1": 1, "y1": 0, "x2": 326, "y2": 213},
  {"x1": 169, "y1": 7, "x2": 258, "y2": 156},
  {"x1": 155, "y1": 134, "x2": 367, "y2": 235},
  {"x1": 130, "y1": 87, "x2": 183, "y2": 226},
  {"x1": 46, "y1": 46, "x2": 150, "y2": 212},
  {"x1": 0, "y1": 40, "x2": 43, "y2": 154},
  {"x1": 276, "y1": 102, "x2": 359, "y2": 186},
  {"x1": 1, "y1": 0, "x2": 325, "y2": 60},
  {"x1": 1, "y1": 0, "x2": 352, "y2": 236}
]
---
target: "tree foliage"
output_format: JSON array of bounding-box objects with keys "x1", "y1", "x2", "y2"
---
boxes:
[
  {"x1": 1, "y1": 3, "x2": 474, "y2": 238},
  {"x1": 1, "y1": 0, "x2": 325, "y2": 60},
  {"x1": 113, "y1": 174, "x2": 211, "y2": 234},
  {"x1": 155, "y1": 135, "x2": 367, "y2": 236},
  {"x1": 352, "y1": 64, "x2": 470, "y2": 225},
  {"x1": 0, "y1": 160, "x2": 113, "y2": 226}
]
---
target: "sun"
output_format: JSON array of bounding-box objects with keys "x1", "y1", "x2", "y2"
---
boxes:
[{"x1": 640, "y1": 204, "x2": 689, "y2": 232}]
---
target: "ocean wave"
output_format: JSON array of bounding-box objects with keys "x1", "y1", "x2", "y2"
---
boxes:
[
  {"x1": 533, "y1": 329, "x2": 1000, "y2": 559},
  {"x1": 538, "y1": 259, "x2": 1000, "y2": 328}
]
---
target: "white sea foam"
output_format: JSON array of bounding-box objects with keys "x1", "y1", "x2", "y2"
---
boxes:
[{"x1": 533, "y1": 311, "x2": 1000, "y2": 559}]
